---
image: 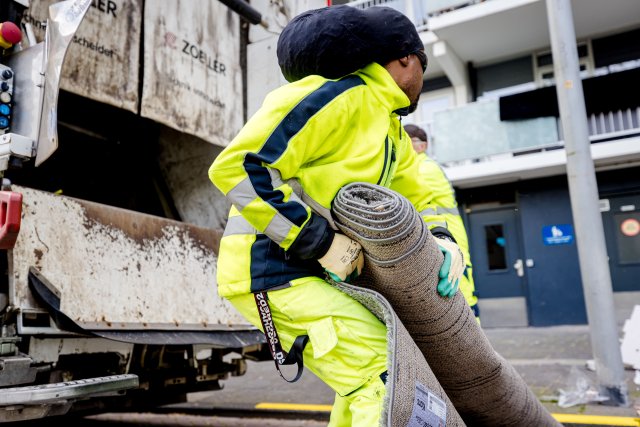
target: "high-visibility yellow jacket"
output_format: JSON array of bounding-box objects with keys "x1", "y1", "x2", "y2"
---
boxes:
[
  {"x1": 416, "y1": 152, "x2": 477, "y2": 307},
  {"x1": 209, "y1": 62, "x2": 451, "y2": 297}
]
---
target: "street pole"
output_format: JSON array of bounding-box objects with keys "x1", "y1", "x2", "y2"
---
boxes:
[{"x1": 545, "y1": 0, "x2": 628, "y2": 406}]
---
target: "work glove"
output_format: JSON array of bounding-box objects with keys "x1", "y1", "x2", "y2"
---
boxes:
[
  {"x1": 318, "y1": 233, "x2": 364, "y2": 283},
  {"x1": 434, "y1": 237, "x2": 465, "y2": 298}
]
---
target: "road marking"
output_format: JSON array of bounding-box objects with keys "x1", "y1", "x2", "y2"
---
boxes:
[
  {"x1": 552, "y1": 413, "x2": 640, "y2": 426},
  {"x1": 508, "y1": 358, "x2": 589, "y2": 366},
  {"x1": 255, "y1": 403, "x2": 640, "y2": 426},
  {"x1": 255, "y1": 402, "x2": 333, "y2": 412}
]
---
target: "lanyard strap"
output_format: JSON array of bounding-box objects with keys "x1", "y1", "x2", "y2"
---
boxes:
[{"x1": 254, "y1": 291, "x2": 309, "y2": 383}]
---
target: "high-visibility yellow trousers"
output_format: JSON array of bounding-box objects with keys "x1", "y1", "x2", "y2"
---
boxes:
[{"x1": 227, "y1": 276, "x2": 388, "y2": 427}]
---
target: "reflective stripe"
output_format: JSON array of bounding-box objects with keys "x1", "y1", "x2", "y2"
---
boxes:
[
  {"x1": 223, "y1": 215, "x2": 259, "y2": 237},
  {"x1": 440, "y1": 206, "x2": 460, "y2": 215},
  {"x1": 268, "y1": 168, "x2": 284, "y2": 187},
  {"x1": 420, "y1": 206, "x2": 460, "y2": 216},
  {"x1": 264, "y1": 215, "x2": 294, "y2": 244},
  {"x1": 270, "y1": 170, "x2": 306, "y2": 207},
  {"x1": 244, "y1": 76, "x2": 365, "y2": 227},
  {"x1": 265, "y1": 170, "x2": 305, "y2": 244},
  {"x1": 286, "y1": 177, "x2": 338, "y2": 231},
  {"x1": 425, "y1": 220, "x2": 448, "y2": 228},
  {"x1": 226, "y1": 175, "x2": 299, "y2": 244},
  {"x1": 228, "y1": 177, "x2": 258, "y2": 212},
  {"x1": 222, "y1": 206, "x2": 294, "y2": 245},
  {"x1": 288, "y1": 191, "x2": 305, "y2": 206}
]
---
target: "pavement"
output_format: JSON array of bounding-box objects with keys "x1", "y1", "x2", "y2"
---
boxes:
[
  {"x1": 482, "y1": 325, "x2": 639, "y2": 421},
  {"x1": 186, "y1": 324, "x2": 640, "y2": 426}
]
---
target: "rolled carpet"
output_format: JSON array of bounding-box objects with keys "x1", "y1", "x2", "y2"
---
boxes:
[
  {"x1": 334, "y1": 280, "x2": 467, "y2": 426},
  {"x1": 332, "y1": 182, "x2": 561, "y2": 427}
]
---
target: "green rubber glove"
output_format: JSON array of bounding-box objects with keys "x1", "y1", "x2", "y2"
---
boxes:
[{"x1": 435, "y1": 237, "x2": 465, "y2": 298}]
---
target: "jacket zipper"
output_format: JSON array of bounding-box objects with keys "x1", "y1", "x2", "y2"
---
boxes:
[
  {"x1": 376, "y1": 136, "x2": 390, "y2": 185},
  {"x1": 387, "y1": 146, "x2": 396, "y2": 186},
  {"x1": 377, "y1": 136, "x2": 397, "y2": 186}
]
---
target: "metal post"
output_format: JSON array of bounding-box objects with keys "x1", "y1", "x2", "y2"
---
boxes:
[
  {"x1": 216, "y1": 0, "x2": 268, "y2": 28},
  {"x1": 545, "y1": 0, "x2": 628, "y2": 406}
]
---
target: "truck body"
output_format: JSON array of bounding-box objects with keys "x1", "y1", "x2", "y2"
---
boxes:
[{"x1": 0, "y1": 0, "x2": 268, "y2": 422}]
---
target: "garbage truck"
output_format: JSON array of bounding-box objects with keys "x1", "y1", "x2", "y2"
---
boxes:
[{"x1": 0, "y1": 0, "x2": 267, "y2": 422}]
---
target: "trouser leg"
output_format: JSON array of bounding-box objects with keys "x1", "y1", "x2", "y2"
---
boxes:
[
  {"x1": 329, "y1": 375, "x2": 386, "y2": 427},
  {"x1": 328, "y1": 393, "x2": 351, "y2": 427},
  {"x1": 227, "y1": 277, "x2": 387, "y2": 426}
]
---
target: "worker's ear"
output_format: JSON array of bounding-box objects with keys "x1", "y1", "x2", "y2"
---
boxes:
[{"x1": 397, "y1": 55, "x2": 411, "y2": 67}]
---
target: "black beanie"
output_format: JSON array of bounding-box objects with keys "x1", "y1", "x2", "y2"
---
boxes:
[{"x1": 277, "y1": 5, "x2": 424, "y2": 83}]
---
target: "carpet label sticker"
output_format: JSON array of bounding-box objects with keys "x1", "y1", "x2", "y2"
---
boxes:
[{"x1": 407, "y1": 382, "x2": 446, "y2": 427}]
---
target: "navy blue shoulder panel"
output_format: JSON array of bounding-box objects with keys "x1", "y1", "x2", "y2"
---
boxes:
[
  {"x1": 257, "y1": 75, "x2": 365, "y2": 164},
  {"x1": 244, "y1": 75, "x2": 365, "y2": 227},
  {"x1": 249, "y1": 235, "x2": 324, "y2": 292}
]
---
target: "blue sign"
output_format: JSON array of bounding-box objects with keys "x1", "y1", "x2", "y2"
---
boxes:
[{"x1": 542, "y1": 224, "x2": 574, "y2": 245}]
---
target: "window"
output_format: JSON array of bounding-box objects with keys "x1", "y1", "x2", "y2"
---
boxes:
[
  {"x1": 475, "y1": 55, "x2": 535, "y2": 100},
  {"x1": 485, "y1": 224, "x2": 507, "y2": 270},
  {"x1": 534, "y1": 41, "x2": 593, "y2": 86}
]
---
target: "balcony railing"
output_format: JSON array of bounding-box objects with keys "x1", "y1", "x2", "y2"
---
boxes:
[
  {"x1": 346, "y1": 0, "x2": 406, "y2": 12},
  {"x1": 584, "y1": 108, "x2": 640, "y2": 142},
  {"x1": 431, "y1": 99, "x2": 640, "y2": 165},
  {"x1": 346, "y1": 0, "x2": 425, "y2": 26},
  {"x1": 345, "y1": 0, "x2": 492, "y2": 26},
  {"x1": 425, "y1": 0, "x2": 486, "y2": 17}
]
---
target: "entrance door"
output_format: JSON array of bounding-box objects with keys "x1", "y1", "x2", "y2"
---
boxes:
[
  {"x1": 469, "y1": 207, "x2": 526, "y2": 298},
  {"x1": 602, "y1": 194, "x2": 640, "y2": 292},
  {"x1": 468, "y1": 206, "x2": 530, "y2": 327}
]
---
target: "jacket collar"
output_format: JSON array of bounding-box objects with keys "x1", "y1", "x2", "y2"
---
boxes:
[{"x1": 355, "y1": 62, "x2": 411, "y2": 116}]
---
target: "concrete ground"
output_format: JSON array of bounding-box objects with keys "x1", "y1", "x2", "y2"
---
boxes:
[
  {"x1": 186, "y1": 324, "x2": 640, "y2": 422},
  {"x1": 485, "y1": 325, "x2": 639, "y2": 419}
]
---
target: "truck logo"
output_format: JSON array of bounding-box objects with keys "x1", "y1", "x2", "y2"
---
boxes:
[{"x1": 164, "y1": 32, "x2": 177, "y2": 49}]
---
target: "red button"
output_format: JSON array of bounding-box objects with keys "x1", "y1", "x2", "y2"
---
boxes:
[{"x1": 0, "y1": 22, "x2": 21, "y2": 45}]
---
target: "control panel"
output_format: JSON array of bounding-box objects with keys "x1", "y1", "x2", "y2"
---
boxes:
[{"x1": 0, "y1": 64, "x2": 12, "y2": 135}]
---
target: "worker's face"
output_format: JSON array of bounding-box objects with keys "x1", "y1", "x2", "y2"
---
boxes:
[
  {"x1": 411, "y1": 137, "x2": 427, "y2": 154},
  {"x1": 406, "y1": 50, "x2": 426, "y2": 113},
  {"x1": 385, "y1": 50, "x2": 426, "y2": 114}
]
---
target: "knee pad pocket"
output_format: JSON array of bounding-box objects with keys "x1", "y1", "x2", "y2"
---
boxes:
[{"x1": 307, "y1": 317, "x2": 385, "y2": 396}]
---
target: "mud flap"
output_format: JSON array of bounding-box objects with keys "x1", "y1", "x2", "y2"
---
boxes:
[{"x1": 28, "y1": 266, "x2": 88, "y2": 334}]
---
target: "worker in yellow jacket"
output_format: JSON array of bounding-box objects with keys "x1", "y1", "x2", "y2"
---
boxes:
[
  {"x1": 208, "y1": 6, "x2": 466, "y2": 426},
  {"x1": 404, "y1": 124, "x2": 480, "y2": 322}
]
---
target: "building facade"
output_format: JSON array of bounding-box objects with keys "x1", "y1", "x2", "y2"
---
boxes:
[{"x1": 361, "y1": 0, "x2": 640, "y2": 327}]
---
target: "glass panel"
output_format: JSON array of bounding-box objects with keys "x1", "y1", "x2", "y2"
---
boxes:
[
  {"x1": 408, "y1": 89, "x2": 455, "y2": 157},
  {"x1": 485, "y1": 224, "x2": 507, "y2": 270},
  {"x1": 615, "y1": 212, "x2": 640, "y2": 264},
  {"x1": 432, "y1": 99, "x2": 559, "y2": 163}
]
